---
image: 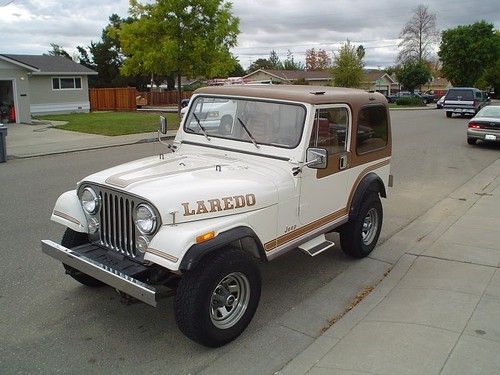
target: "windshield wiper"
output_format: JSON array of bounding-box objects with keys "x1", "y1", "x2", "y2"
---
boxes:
[
  {"x1": 192, "y1": 113, "x2": 210, "y2": 141},
  {"x1": 237, "y1": 117, "x2": 259, "y2": 149}
]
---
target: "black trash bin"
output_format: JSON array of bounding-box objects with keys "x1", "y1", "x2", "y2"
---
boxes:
[{"x1": 0, "y1": 125, "x2": 7, "y2": 163}]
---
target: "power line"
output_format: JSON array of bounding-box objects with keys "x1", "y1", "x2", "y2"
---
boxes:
[{"x1": 0, "y1": 0, "x2": 16, "y2": 7}]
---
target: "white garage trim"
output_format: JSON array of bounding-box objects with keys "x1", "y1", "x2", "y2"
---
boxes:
[{"x1": 30, "y1": 101, "x2": 90, "y2": 115}]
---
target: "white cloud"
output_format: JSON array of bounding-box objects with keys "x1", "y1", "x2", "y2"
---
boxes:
[{"x1": 0, "y1": 0, "x2": 498, "y2": 68}]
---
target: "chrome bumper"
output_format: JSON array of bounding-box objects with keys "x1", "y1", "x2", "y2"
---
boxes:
[{"x1": 41, "y1": 240, "x2": 158, "y2": 307}]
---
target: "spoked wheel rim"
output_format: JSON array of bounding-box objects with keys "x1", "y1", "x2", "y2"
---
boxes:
[
  {"x1": 362, "y1": 208, "x2": 379, "y2": 245},
  {"x1": 210, "y1": 272, "x2": 250, "y2": 329}
]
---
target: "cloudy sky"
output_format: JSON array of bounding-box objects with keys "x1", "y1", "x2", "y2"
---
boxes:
[{"x1": 1, "y1": 0, "x2": 499, "y2": 69}]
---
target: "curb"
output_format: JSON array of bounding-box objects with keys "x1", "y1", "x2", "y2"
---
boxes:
[
  {"x1": 6, "y1": 134, "x2": 176, "y2": 160},
  {"x1": 278, "y1": 158, "x2": 500, "y2": 374}
]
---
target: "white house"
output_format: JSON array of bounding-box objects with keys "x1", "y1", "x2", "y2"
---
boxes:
[{"x1": 0, "y1": 54, "x2": 97, "y2": 124}]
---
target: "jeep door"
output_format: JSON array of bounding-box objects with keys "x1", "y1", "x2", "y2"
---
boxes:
[{"x1": 299, "y1": 105, "x2": 352, "y2": 224}]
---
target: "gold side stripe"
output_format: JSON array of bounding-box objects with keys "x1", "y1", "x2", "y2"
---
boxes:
[
  {"x1": 264, "y1": 158, "x2": 391, "y2": 252},
  {"x1": 53, "y1": 210, "x2": 81, "y2": 226},
  {"x1": 147, "y1": 247, "x2": 179, "y2": 263}
]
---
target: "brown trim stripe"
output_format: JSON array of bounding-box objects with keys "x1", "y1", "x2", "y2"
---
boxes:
[
  {"x1": 264, "y1": 158, "x2": 391, "y2": 252},
  {"x1": 53, "y1": 210, "x2": 81, "y2": 226},
  {"x1": 264, "y1": 208, "x2": 347, "y2": 251},
  {"x1": 147, "y1": 247, "x2": 179, "y2": 263}
]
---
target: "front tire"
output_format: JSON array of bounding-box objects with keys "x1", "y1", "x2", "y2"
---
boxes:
[
  {"x1": 340, "y1": 193, "x2": 383, "y2": 258},
  {"x1": 61, "y1": 229, "x2": 104, "y2": 287},
  {"x1": 174, "y1": 247, "x2": 261, "y2": 347},
  {"x1": 446, "y1": 111, "x2": 452, "y2": 118}
]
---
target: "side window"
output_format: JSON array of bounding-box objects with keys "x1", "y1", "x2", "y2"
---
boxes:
[
  {"x1": 475, "y1": 91, "x2": 482, "y2": 99},
  {"x1": 309, "y1": 107, "x2": 349, "y2": 155},
  {"x1": 356, "y1": 105, "x2": 388, "y2": 154}
]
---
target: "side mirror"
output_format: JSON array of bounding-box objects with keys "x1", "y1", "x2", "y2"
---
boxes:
[
  {"x1": 159, "y1": 116, "x2": 167, "y2": 134},
  {"x1": 306, "y1": 148, "x2": 328, "y2": 169}
]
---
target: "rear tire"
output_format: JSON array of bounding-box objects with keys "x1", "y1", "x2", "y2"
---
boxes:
[
  {"x1": 340, "y1": 193, "x2": 383, "y2": 258},
  {"x1": 467, "y1": 138, "x2": 477, "y2": 145},
  {"x1": 61, "y1": 229, "x2": 104, "y2": 287},
  {"x1": 174, "y1": 247, "x2": 261, "y2": 347},
  {"x1": 446, "y1": 111, "x2": 452, "y2": 118}
]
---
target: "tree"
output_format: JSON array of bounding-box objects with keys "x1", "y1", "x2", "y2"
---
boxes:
[
  {"x1": 439, "y1": 21, "x2": 499, "y2": 87},
  {"x1": 396, "y1": 59, "x2": 431, "y2": 92},
  {"x1": 247, "y1": 58, "x2": 274, "y2": 73},
  {"x1": 118, "y1": 0, "x2": 239, "y2": 111},
  {"x1": 305, "y1": 48, "x2": 331, "y2": 71},
  {"x1": 331, "y1": 40, "x2": 364, "y2": 88},
  {"x1": 398, "y1": 5, "x2": 439, "y2": 62},
  {"x1": 77, "y1": 14, "x2": 151, "y2": 89},
  {"x1": 46, "y1": 43, "x2": 71, "y2": 59},
  {"x1": 269, "y1": 50, "x2": 282, "y2": 69},
  {"x1": 282, "y1": 50, "x2": 304, "y2": 70},
  {"x1": 228, "y1": 57, "x2": 245, "y2": 77},
  {"x1": 356, "y1": 45, "x2": 365, "y2": 60}
]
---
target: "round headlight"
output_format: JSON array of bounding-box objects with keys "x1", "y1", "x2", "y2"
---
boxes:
[
  {"x1": 135, "y1": 204, "x2": 157, "y2": 234},
  {"x1": 81, "y1": 187, "x2": 100, "y2": 214}
]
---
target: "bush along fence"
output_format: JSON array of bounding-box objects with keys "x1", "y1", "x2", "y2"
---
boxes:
[{"x1": 89, "y1": 88, "x2": 194, "y2": 111}]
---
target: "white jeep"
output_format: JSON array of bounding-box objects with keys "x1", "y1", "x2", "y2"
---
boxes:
[{"x1": 42, "y1": 85, "x2": 392, "y2": 347}]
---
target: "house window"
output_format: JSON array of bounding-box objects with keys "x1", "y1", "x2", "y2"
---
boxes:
[{"x1": 52, "y1": 77, "x2": 82, "y2": 90}]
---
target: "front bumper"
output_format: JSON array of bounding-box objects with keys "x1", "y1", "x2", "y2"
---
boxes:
[{"x1": 41, "y1": 240, "x2": 158, "y2": 306}]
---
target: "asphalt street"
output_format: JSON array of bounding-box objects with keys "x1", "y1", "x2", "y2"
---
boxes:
[{"x1": 0, "y1": 109, "x2": 499, "y2": 374}]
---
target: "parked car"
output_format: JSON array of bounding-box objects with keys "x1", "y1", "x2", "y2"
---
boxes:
[
  {"x1": 467, "y1": 104, "x2": 500, "y2": 145},
  {"x1": 443, "y1": 87, "x2": 490, "y2": 118},
  {"x1": 41, "y1": 85, "x2": 392, "y2": 347},
  {"x1": 386, "y1": 91, "x2": 427, "y2": 104},
  {"x1": 423, "y1": 89, "x2": 447, "y2": 103},
  {"x1": 436, "y1": 95, "x2": 446, "y2": 109}
]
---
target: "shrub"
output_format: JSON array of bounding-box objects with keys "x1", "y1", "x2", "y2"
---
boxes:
[{"x1": 396, "y1": 96, "x2": 425, "y2": 106}]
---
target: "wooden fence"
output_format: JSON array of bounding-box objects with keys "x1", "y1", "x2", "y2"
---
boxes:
[
  {"x1": 138, "y1": 91, "x2": 193, "y2": 106},
  {"x1": 89, "y1": 88, "x2": 194, "y2": 111},
  {"x1": 89, "y1": 87, "x2": 136, "y2": 111}
]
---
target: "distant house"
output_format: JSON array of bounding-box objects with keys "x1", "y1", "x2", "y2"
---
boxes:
[
  {"x1": 243, "y1": 69, "x2": 332, "y2": 86},
  {"x1": 361, "y1": 70, "x2": 399, "y2": 96},
  {"x1": 0, "y1": 54, "x2": 97, "y2": 123}
]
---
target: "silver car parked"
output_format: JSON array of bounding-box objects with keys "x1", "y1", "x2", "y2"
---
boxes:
[{"x1": 467, "y1": 105, "x2": 500, "y2": 145}]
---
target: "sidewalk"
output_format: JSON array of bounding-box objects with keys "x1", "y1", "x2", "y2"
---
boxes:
[
  {"x1": 4, "y1": 122, "x2": 176, "y2": 159},
  {"x1": 280, "y1": 160, "x2": 500, "y2": 374}
]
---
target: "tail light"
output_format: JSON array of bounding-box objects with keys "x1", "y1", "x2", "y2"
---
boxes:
[
  {"x1": 468, "y1": 122, "x2": 481, "y2": 129},
  {"x1": 472, "y1": 100, "x2": 477, "y2": 108}
]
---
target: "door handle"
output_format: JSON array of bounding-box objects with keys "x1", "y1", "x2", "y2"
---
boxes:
[{"x1": 339, "y1": 154, "x2": 348, "y2": 170}]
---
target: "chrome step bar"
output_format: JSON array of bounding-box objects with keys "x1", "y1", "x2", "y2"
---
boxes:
[{"x1": 41, "y1": 240, "x2": 158, "y2": 307}]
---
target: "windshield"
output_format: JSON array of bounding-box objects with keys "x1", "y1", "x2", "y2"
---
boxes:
[
  {"x1": 477, "y1": 105, "x2": 500, "y2": 118},
  {"x1": 184, "y1": 96, "x2": 306, "y2": 148}
]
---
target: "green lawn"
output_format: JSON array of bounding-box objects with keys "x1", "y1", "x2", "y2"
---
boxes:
[{"x1": 36, "y1": 111, "x2": 181, "y2": 136}]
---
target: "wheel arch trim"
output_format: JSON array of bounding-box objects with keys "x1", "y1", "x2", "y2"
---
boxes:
[
  {"x1": 179, "y1": 226, "x2": 266, "y2": 271},
  {"x1": 348, "y1": 172, "x2": 386, "y2": 221}
]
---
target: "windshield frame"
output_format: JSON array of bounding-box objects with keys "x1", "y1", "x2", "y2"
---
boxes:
[{"x1": 182, "y1": 94, "x2": 308, "y2": 149}]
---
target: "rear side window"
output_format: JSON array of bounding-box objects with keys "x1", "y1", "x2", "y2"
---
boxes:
[
  {"x1": 356, "y1": 105, "x2": 388, "y2": 154},
  {"x1": 446, "y1": 89, "x2": 474, "y2": 101}
]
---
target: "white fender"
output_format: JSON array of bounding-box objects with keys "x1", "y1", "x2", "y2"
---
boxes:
[{"x1": 50, "y1": 190, "x2": 88, "y2": 233}]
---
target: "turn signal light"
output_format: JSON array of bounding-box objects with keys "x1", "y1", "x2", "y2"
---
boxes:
[
  {"x1": 196, "y1": 231, "x2": 215, "y2": 244},
  {"x1": 468, "y1": 122, "x2": 481, "y2": 129}
]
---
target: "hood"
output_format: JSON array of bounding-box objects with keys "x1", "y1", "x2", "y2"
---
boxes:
[{"x1": 80, "y1": 153, "x2": 289, "y2": 224}]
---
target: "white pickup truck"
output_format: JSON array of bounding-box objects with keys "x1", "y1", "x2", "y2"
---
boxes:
[{"x1": 42, "y1": 85, "x2": 392, "y2": 347}]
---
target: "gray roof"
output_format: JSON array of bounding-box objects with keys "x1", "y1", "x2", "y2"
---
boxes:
[{"x1": 0, "y1": 54, "x2": 97, "y2": 75}]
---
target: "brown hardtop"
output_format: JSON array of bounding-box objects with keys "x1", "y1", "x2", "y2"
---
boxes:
[{"x1": 195, "y1": 85, "x2": 387, "y2": 107}]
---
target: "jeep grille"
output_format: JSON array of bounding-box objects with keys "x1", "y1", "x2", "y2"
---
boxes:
[{"x1": 97, "y1": 188, "x2": 138, "y2": 258}]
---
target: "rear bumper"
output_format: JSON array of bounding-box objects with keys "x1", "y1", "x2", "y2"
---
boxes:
[
  {"x1": 41, "y1": 240, "x2": 158, "y2": 306},
  {"x1": 467, "y1": 129, "x2": 500, "y2": 142},
  {"x1": 444, "y1": 107, "x2": 476, "y2": 114}
]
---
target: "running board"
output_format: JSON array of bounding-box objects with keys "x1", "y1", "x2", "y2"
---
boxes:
[{"x1": 298, "y1": 234, "x2": 335, "y2": 256}]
